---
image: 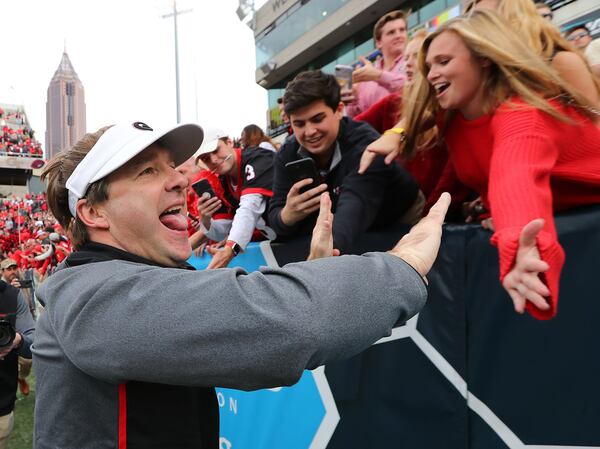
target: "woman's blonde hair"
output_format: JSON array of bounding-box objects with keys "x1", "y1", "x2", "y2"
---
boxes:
[
  {"x1": 495, "y1": 0, "x2": 571, "y2": 60},
  {"x1": 402, "y1": 9, "x2": 597, "y2": 158},
  {"x1": 401, "y1": 29, "x2": 438, "y2": 153},
  {"x1": 464, "y1": 0, "x2": 600, "y2": 90}
]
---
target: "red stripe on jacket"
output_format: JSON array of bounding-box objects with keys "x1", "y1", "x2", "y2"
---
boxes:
[{"x1": 119, "y1": 384, "x2": 127, "y2": 449}]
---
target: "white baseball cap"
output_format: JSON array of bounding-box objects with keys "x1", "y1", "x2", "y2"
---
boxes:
[
  {"x1": 65, "y1": 121, "x2": 203, "y2": 217},
  {"x1": 194, "y1": 126, "x2": 228, "y2": 157}
]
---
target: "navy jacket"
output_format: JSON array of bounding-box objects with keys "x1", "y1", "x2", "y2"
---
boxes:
[{"x1": 268, "y1": 117, "x2": 419, "y2": 253}]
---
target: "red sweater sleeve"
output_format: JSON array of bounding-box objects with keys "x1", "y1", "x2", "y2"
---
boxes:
[
  {"x1": 354, "y1": 92, "x2": 401, "y2": 134},
  {"x1": 488, "y1": 107, "x2": 565, "y2": 320}
]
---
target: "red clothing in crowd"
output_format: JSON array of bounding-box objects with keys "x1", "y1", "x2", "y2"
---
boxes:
[
  {"x1": 355, "y1": 93, "x2": 456, "y2": 208},
  {"x1": 442, "y1": 97, "x2": 600, "y2": 320},
  {"x1": 185, "y1": 169, "x2": 221, "y2": 236}
]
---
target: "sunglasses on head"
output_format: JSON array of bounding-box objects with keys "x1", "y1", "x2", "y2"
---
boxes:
[{"x1": 567, "y1": 31, "x2": 590, "y2": 41}]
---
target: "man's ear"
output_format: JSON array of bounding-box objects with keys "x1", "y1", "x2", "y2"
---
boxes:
[
  {"x1": 335, "y1": 101, "x2": 345, "y2": 118},
  {"x1": 75, "y1": 199, "x2": 109, "y2": 230}
]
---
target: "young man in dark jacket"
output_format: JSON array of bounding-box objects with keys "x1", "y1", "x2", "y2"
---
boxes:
[
  {"x1": 268, "y1": 70, "x2": 421, "y2": 254},
  {"x1": 34, "y1": 120, "x2": 449, "y2": 448}
]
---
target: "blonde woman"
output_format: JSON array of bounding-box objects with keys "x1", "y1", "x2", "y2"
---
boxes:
[
  {"x1": 356, "y1": 30, "x2": 456, "y2": 206},
  {"x1": 367, "y1": 10, "x2": 600, "y2": 319}
]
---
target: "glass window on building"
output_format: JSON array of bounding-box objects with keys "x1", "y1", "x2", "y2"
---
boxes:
[
  {"x1": 419, "y1": 0, "x2": 446, "y2": 23},
  {"x1": 256, "y1": 0, "x2": 351, "y2": 68},
  {"x1": 336, "y1": 39, "x2": 356, "y2": 66},
  {"x1": 354, "y1": 38, "x2": 375, "y2": 60},
  {"x1": 407, "y1": 11, "x2": 419, "y2": 29},
  {"x1": 268, "y1": 88, "x2": 285, "y2": 110}
]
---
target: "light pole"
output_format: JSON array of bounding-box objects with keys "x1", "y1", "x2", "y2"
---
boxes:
[{"x1": 162, "y1": 0, "x2": 192, "y2": 123}]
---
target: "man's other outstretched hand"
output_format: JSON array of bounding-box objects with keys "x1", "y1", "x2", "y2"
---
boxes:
[
  {"x1": 308, "y1": 192, "x2": 340, "y2": 260},
  {"x1": 388, "y1": 193, "x2": 451, "y2": 279}
]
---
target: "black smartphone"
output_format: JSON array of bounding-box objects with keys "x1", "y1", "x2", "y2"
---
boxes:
[
  {"x1": 192, "y1": 178, "x2": 216, "y2": 198},
  {"x1": 285, "y1": 158, "x2": 322, "y2": 193},
  {"x1": 18, "y1": 279, "x2": 33, "y2": 289}
]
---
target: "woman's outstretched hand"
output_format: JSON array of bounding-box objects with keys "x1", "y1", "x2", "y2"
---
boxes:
[{"x1": 502, "y1": 219, "x2": 551, "y2": 314}]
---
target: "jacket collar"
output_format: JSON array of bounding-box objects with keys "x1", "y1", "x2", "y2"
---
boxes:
[{"x1": 64, "y1": 241, "x2": 195, "y2": 271}]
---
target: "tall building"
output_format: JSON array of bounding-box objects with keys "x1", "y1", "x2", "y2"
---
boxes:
[{"x1": 45, "y1": 51, "x2": 86, "y2": 159}]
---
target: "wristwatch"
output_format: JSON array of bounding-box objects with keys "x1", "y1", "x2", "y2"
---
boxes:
[{"x1": 225, "y1": 240, "x2": 242, "y2": 256}]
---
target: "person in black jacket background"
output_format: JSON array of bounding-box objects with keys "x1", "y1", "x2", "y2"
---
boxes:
[
  {"x1": 268, "y1": 70, "x2": 421, "y2": 254},
  {"x1": 0, "y1": 279, "x2": 35, "y2": 449}
]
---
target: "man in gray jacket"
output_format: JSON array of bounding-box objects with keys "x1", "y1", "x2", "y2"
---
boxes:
[{"x1": 33, "y1": 121, "x2": 450, "y2": 448}]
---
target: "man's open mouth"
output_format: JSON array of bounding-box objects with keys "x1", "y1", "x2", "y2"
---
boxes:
[{"x1": 159, "y1": 207, "x2": 188, "y2": 231}]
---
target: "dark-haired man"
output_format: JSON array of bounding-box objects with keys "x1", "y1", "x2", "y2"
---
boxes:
[
  {"x1": 269, "y1": 70, "x2": 422, "y2": 254},
  {"x1": 565, "y1": 25, "x2": 592, "y2": 51}
]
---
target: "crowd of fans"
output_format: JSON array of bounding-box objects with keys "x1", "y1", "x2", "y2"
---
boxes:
[
  {"x1": 0, "y1": 2, "x2": 599, "y2": 445},
  {"x1": 0, "y1": 194, "x2": 71, "y2": 277},
  {"x1": 0, "y1": 107, "x2": 43, "y2": 158},
  {"x1": 187, "y1": 1, "x2": 600, "y2": 322}
]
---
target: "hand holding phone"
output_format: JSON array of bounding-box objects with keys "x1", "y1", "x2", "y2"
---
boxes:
[
  {"x1": 281, "y1": 158, "x2": 328, "y2": 227},
  {"x1": 285, "y1": 158, "x2": 322, "y2": 193},
  {"x1": 335, "y1": 64, "x2": 354, "y2": 94},
  {"x1": 17, "y1": 279, "x2": 33, "y2": 289}
]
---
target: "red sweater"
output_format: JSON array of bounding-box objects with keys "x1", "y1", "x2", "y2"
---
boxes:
[
  {"x1": 355, "y1": 92, "x2": 452, "y2": 208},
  {"x1": 443, "y1": 98, "x2": 600, "y2": 319}
]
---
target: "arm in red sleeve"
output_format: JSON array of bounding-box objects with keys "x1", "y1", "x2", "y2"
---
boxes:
[
  {"x1": 488, "y1": 109, "x2": 565, "y2": 320},
  {"x1": 355, "y1": 93, "x2": 401, "y2": 134}
]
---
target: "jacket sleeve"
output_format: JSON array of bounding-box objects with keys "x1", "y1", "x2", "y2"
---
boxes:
[
  {"x1": 488, "y1": 107, "x2": 564, "y2": 320},
  {"x1": 228, "y1": 194, "x2": 267, "y2": 249},
  {"x1": 332, "y1": 123, "x2": 417, "y2": 253},
  {"x1": 332, "y1": 153, "x2": 393, "y2": 253},
  {"x1": 39, "y1": 253, "x2": 427, "y2": 390},
  {"x1": 15, "y1": 291, "x2": 35, "y2": 358}
]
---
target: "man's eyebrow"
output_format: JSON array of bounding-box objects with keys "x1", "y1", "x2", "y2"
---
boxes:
[
  {"x1": 128, "y1": 150, "x2": 159, "y2": 170},
  {"x1": 308, "y1": 112, "x2": 326, "y2": 121}
]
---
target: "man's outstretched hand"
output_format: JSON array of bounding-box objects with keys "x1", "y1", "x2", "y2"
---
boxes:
[
  {"x1": 308, "y1": 192, "x2": 340, "y2": 260},
  {"x1": 388, "y1": 192, "x2": 451, "y2": 279}
]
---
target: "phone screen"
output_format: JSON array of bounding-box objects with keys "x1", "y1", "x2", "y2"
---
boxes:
[
  {"x1": 335, "y1": 65, "x2": 353, "y2": 90},
  {"x1": 192, "y1": 179, "x2": 215, "y2": 198}
]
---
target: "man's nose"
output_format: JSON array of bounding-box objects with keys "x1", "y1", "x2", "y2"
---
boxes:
[
  {"x1": 167, "y1": 167, "x2": 189, "y2": 191},
  {"x1": 305, "y1": 125, "x2": 318, "y2": 136}
]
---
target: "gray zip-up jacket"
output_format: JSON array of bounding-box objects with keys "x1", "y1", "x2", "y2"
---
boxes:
[{"x1": 33, "y1": 242, "x2": 427, "y2": 449}]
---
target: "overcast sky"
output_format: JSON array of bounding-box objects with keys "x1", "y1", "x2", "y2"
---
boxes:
[{"x1": 0, "y1": 0, "x2": 269, "y2": 152}]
